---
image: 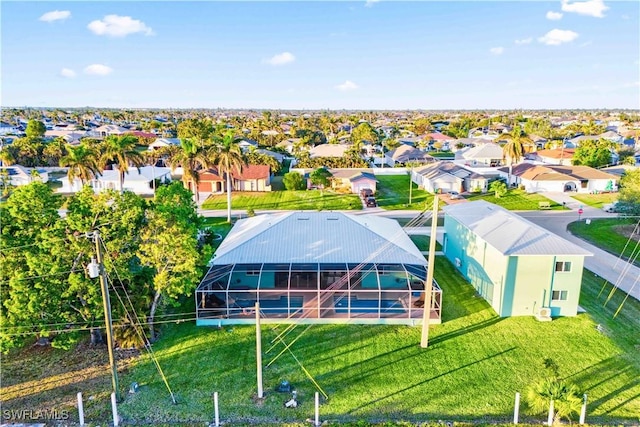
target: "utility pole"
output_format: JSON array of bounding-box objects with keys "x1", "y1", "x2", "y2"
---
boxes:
[
  {"x1": 420, "y1": 195, "x2": 439, "y2": 348},
  {"x1": 408, "y1": 165, "x2": 413, "y2": 206},
  {"x1": 90, "y1": 230, "x2": 120, "y2": 400}
]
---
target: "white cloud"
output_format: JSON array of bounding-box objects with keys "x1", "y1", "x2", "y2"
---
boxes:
[
  {"x1": 538, "y1": 29, "x2": 579, "y2": 45},
  {"x1": 514, "y1": 37, "x2": 533, "y2": 45},
  {"x1": 365, "y1": 0, "x2": 380, "y2": 7},
  {"x1": 87, "y1": 15, "x2": 154, "y2": 37},
  {"x1": 264, "y1": 52, "x2": 295, "y2": 66},
  {"x1": 546, "y1": 11, "x2": 563, "y2": 20},
  {"x1": 561, "y1": 0, "x2": 609, "y2": 18},
  {"x1": 60, "y1": 68, "x2": 76, "y2": 78},
  {"x1": 39, "y1": 10, "x2": 71, "y2": 22},
  {"x1": 490, "y1": 47, "x2": 504, "y2": 55},
  {"x1": 336, "y1": 80, "x2": 359, "y2": 91},
  {"x1": 84, "y1": 64, "x2": 113, "y2": 76}
]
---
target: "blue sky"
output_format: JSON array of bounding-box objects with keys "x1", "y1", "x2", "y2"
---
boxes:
[{"x1": 1, "y1": 1, "x2": 638, "y2": 110}]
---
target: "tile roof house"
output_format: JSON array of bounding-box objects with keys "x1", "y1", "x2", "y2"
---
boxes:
[
  {"x1": 197, "y1": 164, "x2": 272, "y2": 193},
  {"x1": 412, "y1": 162, "x2": 471, "y2": 194},
  {"x1": 385, "y1": 145, "x2": 434, "y2": 166},
  {"x1": 530, "y1": 148, "x2": 576, "y2": 166},
  {"x1": 500, "y1": 163, "x2": 618, "y2": 193},
  {"x1": 309, "y1": 144, "x2": 351, "y2": 158},
  {"x1": 148, "y1": 138, "x2": 182, "y2": 150},
  {"x1": 443, "y1": 200, "x2": 592, "y2": 318},
  {"x1": 460, "y1": 142, "x2": 504, "y2": 167},
  {"x1": 329, "y1": 169, "x2": 378, "y2": 194}
]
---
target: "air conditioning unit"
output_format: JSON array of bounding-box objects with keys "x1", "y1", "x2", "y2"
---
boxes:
[
  {"x1": 454, "y1": 257, "x2": 462, "y2": 267},
  {"x1": 535, "y1": 307, "x2": 552, "y2": 322}
]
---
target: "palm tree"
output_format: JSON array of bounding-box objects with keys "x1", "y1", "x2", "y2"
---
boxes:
[
  {"x1": 165, "y1": 138, "x2": 210, "y2": 202},
  {"x1": 59, "y1": 144, "x2": 101, "y2": 190},
  {"x1": 100, "y1": 135, "x2": 144, "y2": 193},
  {"x1": 500, "y1": 125, "x2": 531, "y2": 186},
  {"x1": 527, "y1": 377, "x2": 582, "y2": 424},
  {"x1": 211, "y1": 131, "x2": 246, "y2": 223}
]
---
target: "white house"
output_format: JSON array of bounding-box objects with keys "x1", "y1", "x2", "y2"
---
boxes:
[
  {"x1": 0, "y1": 122, "x2": 21, "y2": 136},
  {"x1": 459, "y1": 143, "x2": 503, "y2": 167},
  {"x1": 0, "y1": 165, "x2": 49, "y2": 186},
  {"x1": 148, "y1": 137, "x2": 182, "y2": 150},
  {"x1": 58, "y1": 166, "x2": 172, "y2": 194},
  {"x1": 503, "y1": 164, "x2": 618, "y2": 193}
]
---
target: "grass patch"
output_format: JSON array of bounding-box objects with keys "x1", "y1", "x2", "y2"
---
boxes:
[
  {"x1": 375, "y1": 175, "x2": 434, "y2": 210},
  {"x1": 466, "y1": 190, "x2": 564, "y2": 211},
  {"x1": 429, "y1": 152, "x2": 455, "y2": 159},
  {"x1": 3, "y1": 258, "x2": 638, "y2": 425},
  {"x1": 568, "y1": 218, "x2": 640, "y2": 267},
  {"x1": 409, "y1": 234, "x2": 443, "y2": 251},
  {"x1": 571, "y1": 193, "x2": 618, "y2": 209},
  {"x1": 201, "y1": 190, "x2": 362, "y2": 211}
]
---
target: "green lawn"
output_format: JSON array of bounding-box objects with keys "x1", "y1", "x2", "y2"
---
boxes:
[
  {"x1": 429, "y1": 152, "x2": 455, "y2": 159},
  {"x1": 466, "y1": 190, "x2": 564, "y2": 211},
  {"x1": 568, "y1": 218, "x2": 640, "y2": 267},
  {"x1": 409, "y1": 234, "x2": 443, "y2": 251},
  {"x1": 571, "y1": 193, "x2": 619, "y2": 209},
  {"x1": 111, "y1": 258, "x2": 639, "y2": 425},
  {"x1": 375, "y1": 175, "x2": 435, "y2": 210},
  {"x1": 201, "y1": 190, "x2": 362, "y2": 211},
  {"x1": 2, "y1": 257, "x2": 638, "y2": 425}
]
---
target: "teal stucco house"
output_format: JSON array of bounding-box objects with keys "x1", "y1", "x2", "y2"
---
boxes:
[{"x1": 442, "y1": 201, "x2": 592, "y2": 318}]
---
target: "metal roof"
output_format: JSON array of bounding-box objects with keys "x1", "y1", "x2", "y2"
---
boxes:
[
  {"x1": 211, "y1": 212, "x2": 426, "y2": 265},
  {"x1": 443, "y1": 201, "x2": 593, "y2": 256}
]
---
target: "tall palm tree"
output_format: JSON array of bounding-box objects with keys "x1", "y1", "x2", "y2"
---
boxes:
[
  {"x1": 100, "y1": 135, "x2": 144, "y2": 193},
  {"x1": 211, "y1": 131, "x2": 246, "y2": 223},
  {"x1": 501, "y1": 125, "x2": 531, "y2": 186},
  {"x1": 165, "y1": 138, "x2": 210, "y2": 202},
  {"x1": 59, "y1": 144, "x2": 101, "y2": 190}
]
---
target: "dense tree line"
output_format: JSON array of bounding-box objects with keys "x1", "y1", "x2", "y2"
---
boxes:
[{"x1": 0, "y1": 182, "x2": 210, "y2": 353}]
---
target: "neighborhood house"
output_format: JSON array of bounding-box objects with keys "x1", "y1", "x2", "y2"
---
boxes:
[{"x1": 443, "y1": 201, "x2": 592, "y2": 318}]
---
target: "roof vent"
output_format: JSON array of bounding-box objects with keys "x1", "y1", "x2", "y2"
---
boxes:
[
  {"x1": 327, "y1": 216, "x2": 339, "y2": 221},
  {"x1": 297, "y1": 217, "x2": 309, "y2": 221}
]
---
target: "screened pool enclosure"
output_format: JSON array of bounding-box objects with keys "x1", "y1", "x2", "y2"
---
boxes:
[
  {"x1": 195, "y1": 212, "x2": 442, "y2": 326},
  {"x1": 196, "y1": 262, "x2": 442, "y2": 325}
]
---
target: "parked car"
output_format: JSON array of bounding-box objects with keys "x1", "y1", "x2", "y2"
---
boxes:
[
  {"x1": 360, "y1": 188, "x2": 374, "y2": 199},
  {"x1": 449, "y1": 191, "x2": 461, "y2": 200},
  {"x1": 365, "y1": 197, "x2": 377, "y2": 207},
  {"x1": 603, "y1": 202, "x2": 619, "y2": 213}
]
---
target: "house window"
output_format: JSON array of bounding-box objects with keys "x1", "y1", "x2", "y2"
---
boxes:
[
  {"x1": 552, "y1": 290, "x2": 568, "y2": 301},
  {"x1": 555, "y1": 261, "x2": 572, "y2": 272}
]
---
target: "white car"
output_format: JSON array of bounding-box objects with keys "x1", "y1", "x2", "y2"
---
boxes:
[
  {"x1": 449, "y1": 191, "x2": 461, "y2": 200},
  {"x1": 603, "y1": 202, "x2": 619, "y2": 213}
]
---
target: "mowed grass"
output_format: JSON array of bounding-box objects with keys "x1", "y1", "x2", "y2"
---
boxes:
[
  {"x1": 106, "y1": 258, "x2": 639, "y2": 425},
  {"x1": 466, "y1": 190, "x2": 563, "y2": 210},
  {"x1": 409, "y1": 234, "x2": 443, "y2": 252},
  {"x1": 201, "y1": 190, "x2": 362, "y2": 211},
  {"x1": 375, "y1": 175, "x2": 434, "y2": 210},
  {"x1": 568, "y1": 218, "x2": 640, "y2": 267},
  {"x1": 1, "y1": 258, "x2": 638, "y2": 425},
  {"x1": 571, "y1": 193, "x2": 619, "y2": 209}
]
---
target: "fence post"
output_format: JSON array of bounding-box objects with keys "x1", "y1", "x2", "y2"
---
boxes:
[
  {"x1": 214, "y1": 391, "x2": 220, "y2": 427},
  {"x1": 547, "y1": 399, "x2": 554, "y2": 426},
  {"x1": 77, "y1": 392, "x2": 85, "y2": 427},
  {"x1": 579, "y1": 393, "x2": 587, "y2": 425},
  {"x1": 314, "y1": 392, "x2": 320, "y2": 427},
  {"x1": 513, "y1": 392, "x2": 520, "y2": 424},
  {"x1": 111, "y1": 392, "x2": 120, "y2": 427}
]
